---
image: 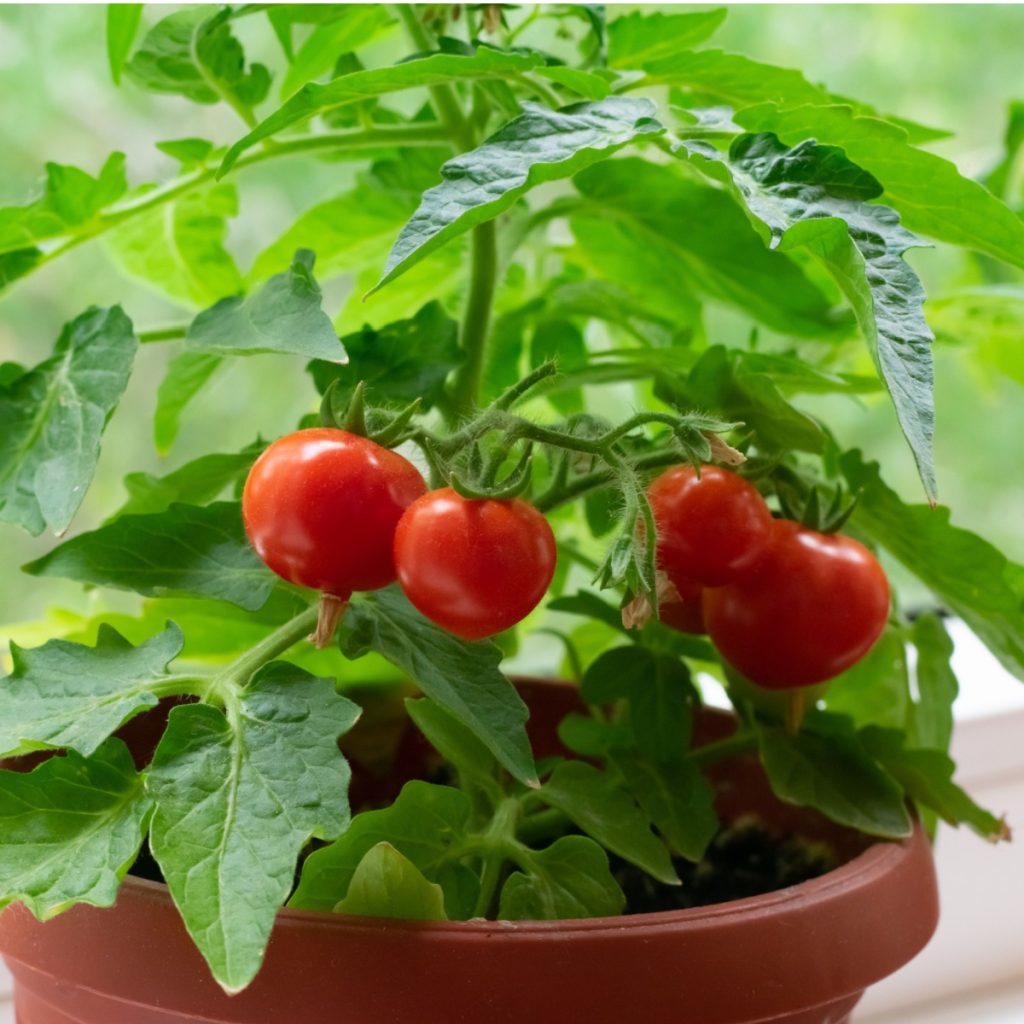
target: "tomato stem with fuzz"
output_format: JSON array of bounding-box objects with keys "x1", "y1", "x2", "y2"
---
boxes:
[{"x1": 310, "y1": 594, "x2": 350, "y2": 650}]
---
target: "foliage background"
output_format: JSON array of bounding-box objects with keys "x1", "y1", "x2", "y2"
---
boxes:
[{"x1": 1, "y1": 2, "x2": 1023, "y2": 634}]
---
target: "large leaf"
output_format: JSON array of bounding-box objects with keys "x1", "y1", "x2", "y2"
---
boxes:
[
  {"x1": 153, "y1": 352, "x2": 224, "y2": 455},
  {"x1": 334, "y1": 842, "x2": 447, "y2": 920},
  {"x1": 842, "y1": 451, "x2": 1024, "y2": 682},
  {"x1": 570, "y1": 158, "x2": 844, "y2": 337},
  {"x1": 340, "y1": 587, "x2": 536, "y2": 786},
  {"x1": 24, "y1": 501, "x2": 276, "y2": 611},
  {"x1": 737, "y1": 103, "x2": 1024, "y2": 272},
  {"x1": 823, "y1": 625, "x2": 911, "y2": 733},
  {"x1": 290, "y1": 781, "x2": 472, "y2": 913},
  {"x1": 683, "y1": 133, "x2": 936, "y2": 499},
  {"x1": 405, "y1": 698, "x2": 496, "y2": 786},
  {"x1": 538, "y1": 760, "x2": 678, "y2": 884},
  {"x1": 106, "y1": 4, "x2": 143, "y2": 84},
  {"x1": 0, "y1": 622, "x2": 183, "y2": 759},
  {"x1": 186, "y1": 250, "x2": 345, "y2": 362},
  {"x1": 0, "y1": 739, "x2": 151, "y2": 920},
  {"x1": 220, "y1": 45, "x2": 544, "y2": 173},
  {"x1": 607, "y1": 9, "x2": 727, "y2": 68},
  {"x1": 105, "y1": 184, "x2": 242, "y2": 309},
  {"x1": 148, "y1": 662, "x2": 360, "y2": 992},
  {"x1": 912, "y1": 613, "x2": 958, "y2": 753},
  {"x1": 0, "y1": 306, "x2": 137, "y2": 536},
  {"x1": 373, "y1": 98, "x2": 663, "y2": 292}
]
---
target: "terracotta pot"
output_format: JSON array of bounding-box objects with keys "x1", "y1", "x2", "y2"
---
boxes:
[{"x1": 0, "y1": 680, "x2": 939, "y2": 1024}]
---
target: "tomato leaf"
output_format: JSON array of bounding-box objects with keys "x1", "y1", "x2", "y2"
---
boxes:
[
  {"x1": 340, "y1": 587, "x2": 537, "y2": 786},
  {"x1": 0, "y1": 622, "x2": 183, "y2": 759},
  {"x1": 333, "y1": 842, "x2": 447, "y2": 920},
  {"x1": 499, "y1": 835, "x2": 625, "y2": 919},
  {"x1": 537, "y1": 760, "x2": 678, "y2": 884},
  {"x1": 0, "y1": 306, "x2": 137, "y2": 536},
  {"x1": 911, "y1": 614, "x2": 959, "y2": 754},
  {"x1": 23, "y1": 501, "x2": 276, "y2": 611},
  {"x1": 607, "y1": 8, "x2": 727, "y2": 68},
  {"x1": 148, "y1": 662, "x2": 359, "y2": 993},
  {"x1": 186, "y1": 250, "x2": 345, "y2": 362},
  {"x1": 0, "y1": 739, "x2": 151, "y2": 920},
  {"x1": 106, "y1": 4, "x2": 143, "y2": 85},
  {"x1": 153, "y1": 352, "x2": 224, "y2": 455},
  {"x1": 372, "y1": 98, "x2": 663, "y2": 294},
  {"x1": 290, "y1": 781, "x2": 473, "y2": 914},
  {"x1": 405, "y1": 698, "x2": 496, "y2": 785}
]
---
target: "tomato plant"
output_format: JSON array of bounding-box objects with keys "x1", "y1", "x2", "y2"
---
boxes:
[{"x1": 0, "y1": 2, "x2": 1016, "y2": 999}]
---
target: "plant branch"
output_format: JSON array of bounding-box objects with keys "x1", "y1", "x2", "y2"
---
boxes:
[
  {"x1": 452, "y1": 220, "x2": 499, "y2": 416},
  {"x1": 688, "y1": 730, "x2": 758, "y2": 768},
  {"x1": 138, "y1": 325, "x2": 190, "y2": 343}
]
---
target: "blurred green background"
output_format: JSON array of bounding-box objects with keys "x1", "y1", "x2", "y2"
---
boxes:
[{"x1": 1, "y1": 4, "x2": 1023, "y2": 633}]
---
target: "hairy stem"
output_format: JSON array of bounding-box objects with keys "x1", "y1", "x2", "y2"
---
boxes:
[{"x1": 453, "y1": 220, "x2": 499, "y2": 416}]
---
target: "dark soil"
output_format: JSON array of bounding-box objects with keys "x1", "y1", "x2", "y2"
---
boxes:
[{"x1": 615, "y1": 816, "x2": 841, "y2": 914}]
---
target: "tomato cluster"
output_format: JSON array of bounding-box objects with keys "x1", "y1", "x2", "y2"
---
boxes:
[
  {"x1": 242, "y1": 429, "x2": 556, "y2": 644},
  {"x1": 648, "y1": 465, "x2": 890, "y2": 690}
]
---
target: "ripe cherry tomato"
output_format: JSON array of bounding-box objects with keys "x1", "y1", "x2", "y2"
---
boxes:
[
  {"x1": 703, "y1": 519, "x2": 890, "y2": 689},
  {"x1": 242, "y1": 428, "x2": 426, "y2": 597},
  {"x1": 647, "y1": 465, "x2": 773, "y2": 586},
  {"x1": 394, "y1": 488, "x2": 557, "y2": 640},
  {"x1": 658, "y1": 575, "x2": 706, "y2": 635}
]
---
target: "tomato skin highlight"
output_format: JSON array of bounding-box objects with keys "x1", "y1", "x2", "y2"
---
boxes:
[
  {"x1": 703, "y1": 520, "x2": 890, "y2": 689},
  {"x1": 242, "y1": 428, "x2": 426, "y2": 595},
  {"x1": 394, "y1": 488, "x2": 557, "y2": 641},
  {"x1": 648, "y1": 465, "x2": 773, "y2": 587}
]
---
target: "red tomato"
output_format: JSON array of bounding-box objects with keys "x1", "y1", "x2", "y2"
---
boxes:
[
  {"x1": 703, "y1": 520, "x2": 890, "y2": 689},
  {"x1": 648, "y1": 465, "x2": 772, "y2": 587},
  {"x1": 242, "y1": 428, "x2": 425, "y2": 596},
  {"x1": 394, "y1": 488, "x2": 557, "y2": 640},
  {"x1": 659, "y1": 575, "x2": 706, "y2": 635}
]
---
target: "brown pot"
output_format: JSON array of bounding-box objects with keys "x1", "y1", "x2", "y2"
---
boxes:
[{"x1": 0, "y1": 680, "x2": 939, "y2": 1024}]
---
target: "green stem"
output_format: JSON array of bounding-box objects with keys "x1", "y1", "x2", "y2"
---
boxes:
[
  {"x1": 471, "y1": 797, "x2": 521, "y2": 917},
  {"x1": 534, "y1": 449, "x2": 683, "y2": 513},
  {"x1": 688, "y1": 730, "x2": 757, "y2": 768},
  {"x1": 138, "y1": 325, "x2": 189, "y2": 343},
  {"x1": 516, "y1": 73, "x2": 562, "y2": 109},
  {"x1": 452, "y1": 222, "x2": 498, "y2": 417},
  {"x1": 516, "y1": 807, "x2": 570, "y2": 846}
]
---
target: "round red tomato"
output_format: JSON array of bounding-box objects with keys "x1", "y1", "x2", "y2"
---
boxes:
[
  {"x1": 703, "y1": 520, "x2": 890, "y2": 689},
  {"x1": 393, "y1": 488, "x2": 557, "y2": 640},
  {"x1": 658, "y1": 574, "x2": 706, "y2": 635},
  {"x1": 242, "y1": 428, "x2": 425, "y2": 597},
  {"x1": 648, "y1": 465, "x2": 772, "y2": 587}
]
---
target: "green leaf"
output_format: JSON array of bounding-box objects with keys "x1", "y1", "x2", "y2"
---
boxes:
[
  {"x1": 373, "y1": 98, "x2": 663, "y2": 293},
  {"x1": 290, "y1": 781, "x2": 472, "y2": 913},
  {"x1": 24, "y1": 501, "x2": 275, "y2": 611},
  {"x1": 220, "y1": 45, "x2": 543, "y2": 173},
  {"x1": 340, "y1": 588, "x2": 536, "y2": 786},
  {"x1": 986, "y1": 100, "x2": 1024, "y2": 202},
  {"x1": 309, "y1": 302, "x2": 459, "y2": 410},
  {"x1": 736, "y1": 103, "x2": 1024, "y2": 273},
  {"x1": 0, "y1": 248, "x2": 42, "y2": 290},
  {"x1": 842, "y1": 451, "x2": 1024, "y2": 683},
  {"x1": 550, "y1": 590, "x2": 631, "y2": 635},
  {"x1": 155, "y1": 137, "x2": 217, "y2": 168},
  {"x1": 333, "y1": 842, "x2": 447, "y2": 920},
  {"x1": 756, "y1": 714, "x2": 912, "y2": 838},
  {"x1": 859, "y1": 727, "x2": 1008, "y2": 842},
  {"x1": 683, "y1": 134, "x2": 935, "y2": 498},
  {"x1": 538, "y1": 760, "x2": 678, "y2": 884},
  {"x1": 278, "y1": 6, "x2": 394, "y2": 98},
  {"x1": 405, "y1": 698, "x2": 496, "y2": 785},
  {"x1": 570, "y1": 158, "x2": 843, "y2": 337},
  {"x1": 612, "y1": 752, "x2": 718, "y2": 862},
  {"x1": 912, "y1": 614, "x2": 958, "y2": 753},
  {"x1": 105, "y1": 184, "x2": 243, "y2": 309},
  {"x1": 148, "y1": 662, "x2": 360, "y2": 993},
  {"x1": 153, "y1": 352, "x2": 224, "y2": 455},
  {"x1": 0, "y1": 153, "x2": 127, "y2": 254},
  {"x1": 499, "y1": 835, "x2": 625, "y2": 920},
  {"x1": 0, "y1": 739, "x2": 151, "y2": 920},
  {"x1": 823, "y1": 625, "x2": 911, "y2": 732},
  {"x1": 126, "y1": 8, "x2": 270, "y2": 111},
  {"x1": 0, "y1": 622, "x2": 183, "y2": 759},
  {"x1": 186, "y1": 250, "x2": 344, "y2": 362},
  {"x1": 534, "y1": 66, "x2": 610, "y2": 100},
  {"x1": 607, "y1": 8, "x2": 727, "y2": 68},
  {"x1": 0, "y1": 306, "x2": 137, "y2": 536},
  {"x1": 106, "y1": 4, "x2": 143, "y2": 84}
]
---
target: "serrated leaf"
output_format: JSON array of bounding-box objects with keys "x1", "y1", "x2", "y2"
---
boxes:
[
  {"x1": 499, "y1": 835, "x2": 624, "y2": 920},
  {"x1": 220, "y1": 45, "x2": 543, "y2": 173},
  {"x1": 333, "y1": 842, "x2": 447, "y2": 920},
  {"x1": 842, "y1": 451, "x2": 1024, "y2": 683},
  {"x1": 153, "y1": 351, "x2": 224, "y2": 455},
  {"x1": 186, "y1": 250, "x2": 344, "y2": 362},
  {"x1": 0, "y1": 306, "x2": 137, "y2": 536},
  {"x1": 607, "y1": 8, "x2": 727, "y2": 68},
  {"x1": 0, "y1": 622, "x2": 183, "y2": 759},
  {"x1": 340, "y1": 588, "x2": 536, "y2": 786},
  {"x1": 105, "y1": 184, "x2": 242, "y2": 309},
  {"x1": 823, "y1": 625, "x2": 911, "y2": 732},
  {"x1": 309, "y1": 302, "x2": 459, "y2": 410},
  {"x1": 683, "y1": 134, "x2": 935, "y2": 498},
  {"x1": 0, "y1": 739, "x2": 151, "y2": 920},
  {"x1": 24, "y1": 501, "x2": 275, "y2": 611},
  {"x1": 126, "y1": 7, "x2": 270, "y2": 111},
  {"x1": 148, "y1": 662, "x2": 360, "y2": 992},
  {"x1": 373, "y1": 98, "x2": 661, "y2": 292},
  {"x1": 405, "y1": 698, "x2": 496, "y2": 784},
  {"x1": 912, "y1": 613, "x2": 958, "y2": 753},
  {"x1": 290, "y1": 781, "x2": 472, "y2": 913},
  {"x1": 538, "y1": 760, "x2": 678, "y2": 884},
  {"x1": 106, "y1": 4, "x2": 143, "y2": 84},
  {"x1": 756, "y1": 714, "x2": 912, "y2": 838}
]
